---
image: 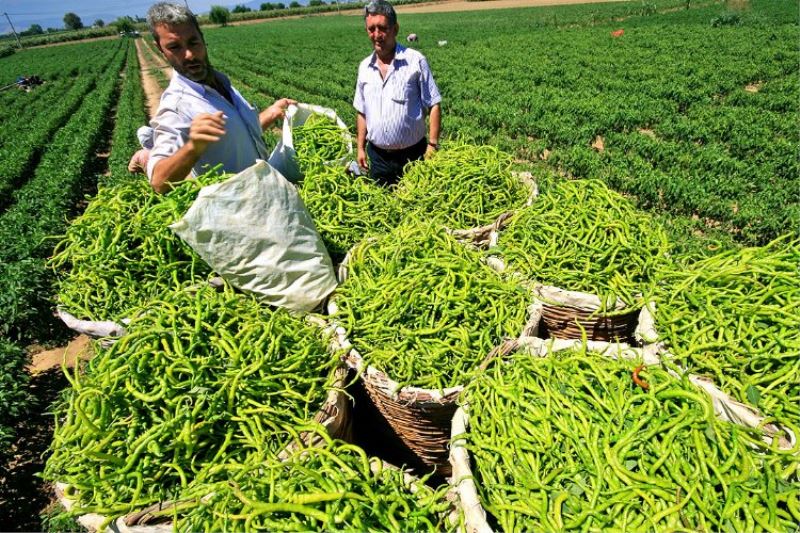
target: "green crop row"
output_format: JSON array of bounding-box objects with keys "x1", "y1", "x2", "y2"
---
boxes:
[
  {"x1": 0, "y1": 41, "x2": 125, "y2": 213},
  {"x1": 105, "y1": 40, "x2": 149, "y2": 187},
  {"x1": 0, "y1": 43, "x2": 126, "y2": 343}
]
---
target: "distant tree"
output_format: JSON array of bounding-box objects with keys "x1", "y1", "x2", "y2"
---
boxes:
[
  {"x1": 113, "y1": 16, "x2": 136, "y2": 33},
  {"x1": 261, "y1": 2, "x2": 276, "y2": 9},
  {"x1": 309, "y1": 0, "x2": 325, "y2": 6},
  {"x1": 94, "y1": 19, "x2": 105, "y2": 27},
  {"x1": 27, "y1": 24, "x2": 44, "y2": 35},
  {"x1": 289, "y1": 1, "x2": 301, "y2": 7},
  {"x1": 232, "y1": 4, "x2": 251, "y2": 12},
  {"x1": 276, "y1": 2, "x2": 286, "y2": 8},
  {"x1": 63, "y1": 12, "x2": 84, "y2": 30},
  {"x1": 209, "y1": 5, "x2": 231, "y2": 25}
]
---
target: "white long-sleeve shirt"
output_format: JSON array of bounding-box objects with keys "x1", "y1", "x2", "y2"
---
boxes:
[{"x1": 146, "y1": 70, "x2": 268, "y2": 181}]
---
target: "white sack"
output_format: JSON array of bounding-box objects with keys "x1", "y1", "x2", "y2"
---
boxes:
[
  {"x1": 170, "y1": 160, "x2": 337, "y2": 312},
  {"x1": 268, "y1": 103, "x2": 352, "y2": 183}
]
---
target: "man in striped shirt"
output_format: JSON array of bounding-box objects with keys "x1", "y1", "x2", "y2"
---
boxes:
[{"x1": 353, "y1": 0, "x2": 442, "y2": 187}]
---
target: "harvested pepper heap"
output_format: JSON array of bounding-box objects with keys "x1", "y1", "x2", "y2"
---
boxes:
[
  {"x1": 654, "y1": 235, "x2": 800, "y2": 424},
  {"x1": 496, "y1": 178, "x2": 670, "y2": 310},
  {"x1": 293, "y1": 112, "x2": 351, "y2": 174},
  {"x1": 177, "y1": 434, "x2": 450, "y2": 532},
  {"x1": 465, "y1": 348, "x2": 800, "y2": 531},
  {"x1": 334, "y1": 221, "x2": 530, "y2": 390},
  {"x1": 394, "y1": 141, "x2": 530, "y2": 229},
  {"x1": 44, "y1": 282, "x2": 339, "y2": 518},
  {"x1": 50, "y1": 169, "x2": 228, "y2": 322},
  {"x1": 293, "y1": 112, "x2": 400, "y2": 261},
  {"x1": 297, "y1": 164, "x2": 401, "y2": 261}
]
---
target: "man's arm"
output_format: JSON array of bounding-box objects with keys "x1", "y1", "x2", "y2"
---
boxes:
[
  {"x1": 150, "y1": 112, "x2": 226, "y2": 194},
  {"x1": 425, "y1": 103, "x2": 441, "y2": 159},
  {"x1": 258, "y1": 98, "x2": 296, "y2": 131},
  {"x1": 356, "y1": 112, "x2": 368, "y2": 170}
]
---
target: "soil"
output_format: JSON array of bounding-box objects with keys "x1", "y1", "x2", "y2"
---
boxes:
[
  {"x1": 136, "y1": 39, "x2": 170, "y2": 118},
  {"x1": 0, "y1": 336, "x2": 93, "y2": 532}
]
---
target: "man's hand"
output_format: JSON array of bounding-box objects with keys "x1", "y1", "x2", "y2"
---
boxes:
[
  {"x1": 188, "y1": 111, "x2": 227, "y2": 156},
  {"x1": 259, "y1": 98, "x2": 298, "y2": 130},
  {"x1": 424, "y1": 144, "x2": 437, "y2": 160},
  {"x1": 357, "y1": 146, "x2": 369, "y2": 171},
  {"x1": 128, "y1": 148, "x2": 150, "y2": 173}
]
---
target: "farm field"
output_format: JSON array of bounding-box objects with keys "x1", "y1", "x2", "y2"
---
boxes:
[
  {"x1": 0, "y1": 0, "x2": 798, "y2": 530},
  {"x1": 202, "y1": 0, "x2": 797, "y2": 245}
]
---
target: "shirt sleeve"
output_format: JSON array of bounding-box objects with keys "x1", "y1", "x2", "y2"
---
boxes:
[
  {"x1": 353, "y1": 64, "x2": 366, "y2": 115},
  {"x1": 418, "y1": 56, "x2": 442, "y2": 109},
  {"x1": 145, "y1": 106, "x2": 191, "y2": 183}
]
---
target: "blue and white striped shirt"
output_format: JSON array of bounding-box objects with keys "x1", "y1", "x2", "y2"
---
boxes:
[
  {"x1": 353, "y1": 45, "x2": 441, "y2": 150},
  {"x1": 146, "y1": 70, "x2": 268, "y2": 182}
]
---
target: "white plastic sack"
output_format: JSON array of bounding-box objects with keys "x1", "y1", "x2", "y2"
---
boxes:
[
  {"x1": 268, "y1": 103, "x2": 353, "y2": 183},
  {"x1": 169, "y1": 160, "x2": 337, "y2": 312}
]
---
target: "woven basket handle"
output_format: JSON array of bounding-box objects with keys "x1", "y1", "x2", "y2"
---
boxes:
[{"x1": 478, "y1": 338, "x2": 519, "y2": 372}]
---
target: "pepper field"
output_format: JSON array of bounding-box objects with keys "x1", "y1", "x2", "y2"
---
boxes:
[{"x1": 0, "y1": 0, "x2": 797, "y2": 530}]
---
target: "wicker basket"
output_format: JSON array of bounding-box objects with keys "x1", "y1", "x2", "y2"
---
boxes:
[
  {"x1": 55, "y1": 365, "x2": 352, "y2": 532},
  {"x1": 345, "y1": 348, "x2": 461, "y2": 476},
  {"x1": 449, "y1": 338, "x2": 798, "y2": 533},
  {"x1": 448, "y1": 171, "x2": 539, "y2": 250},
  {"x1": 534, "y1": 284, "x2": 642, "y2": 344}
]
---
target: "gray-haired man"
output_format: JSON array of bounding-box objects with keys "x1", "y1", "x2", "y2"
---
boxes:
[
  {"x1": 138, "y1": 2, "x2": 295, "y2": 193},
  {"x1": 354, "y1": 0, "x2": 442, "y2": 186}
]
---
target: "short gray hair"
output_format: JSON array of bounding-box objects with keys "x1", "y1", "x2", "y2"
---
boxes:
[
  {"x1": 147, "y1": 2, "x2": 201, "y2": 44},
  {"x1": 364, "y1": 0, "x2": 397, "y2": 26}
]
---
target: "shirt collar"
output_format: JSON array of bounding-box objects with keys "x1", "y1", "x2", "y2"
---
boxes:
[
  {"x1": 368, "y1": 43, "x2": 407, "y2": 69},
  {"x1": 172, "y1": 69, "x2": 232, "y2": 98}
]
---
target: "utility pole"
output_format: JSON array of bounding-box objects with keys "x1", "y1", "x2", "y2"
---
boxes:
[{"x1": 3, "y1": 13, "x2": 23, "y2": 49}]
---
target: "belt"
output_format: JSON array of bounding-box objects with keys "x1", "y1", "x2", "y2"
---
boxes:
[{"x1": 370, "y1": 138, "x2": 425, "y2": 153}]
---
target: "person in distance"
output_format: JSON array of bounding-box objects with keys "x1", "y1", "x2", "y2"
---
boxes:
[
  {"x1": 135, "y1": 2, "x2": 295, "y2": 193},
  {"x1": 353, "y1": 0, "x2": 442, "y2": 187}
]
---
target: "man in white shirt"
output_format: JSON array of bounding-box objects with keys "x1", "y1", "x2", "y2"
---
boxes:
[
  {"x1": 353, "y1": 0, "x2": 442, "y2": 186},
  {"x1": 142, "y1": 2, "x2": 294, "y2": 193}
]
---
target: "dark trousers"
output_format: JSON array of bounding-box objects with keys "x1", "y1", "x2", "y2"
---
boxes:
[{"x1": 367, "y1": 138, "x2": 427, "y2": 187}]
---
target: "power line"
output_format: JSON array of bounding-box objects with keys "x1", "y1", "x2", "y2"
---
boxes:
[{"x1": 2, "y1": 12, "x2": 22, "y2": 48}]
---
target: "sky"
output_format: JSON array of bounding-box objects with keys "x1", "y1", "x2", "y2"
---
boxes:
[{"x1": 0, "y1": 0, "x2": 254, "y2": 35}]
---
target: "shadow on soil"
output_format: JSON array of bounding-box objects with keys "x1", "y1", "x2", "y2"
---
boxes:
[{"x1": 0, "y1": 368, "x2": 68, "y2": 532}]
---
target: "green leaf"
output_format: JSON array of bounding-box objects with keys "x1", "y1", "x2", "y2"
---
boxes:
[{"x1": 745, "y1": 385, "x2": 761, "y2": 406}]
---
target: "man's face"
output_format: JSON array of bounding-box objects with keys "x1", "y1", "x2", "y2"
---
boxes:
[
  {"x1": 154, "y1": 22, "x2": 211, "y2": 83},
  {"x1": 365, "y1": 14, "x2": 398, "y2": 58}
]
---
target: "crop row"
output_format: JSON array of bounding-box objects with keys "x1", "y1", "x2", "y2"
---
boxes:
[
  {"x1": 105, "y1": 40, "x2": 149, "y2": 186},
  {"x1": 0, "y1": 41, "x2": 126, "y2": 213},
  {"x1": 0, "y1": 43, "x2": 126, "y2": 342}
]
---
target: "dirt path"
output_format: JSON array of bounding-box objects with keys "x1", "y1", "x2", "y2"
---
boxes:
[
  {"x1": 0, "y1": 334, "x2": 93, "y2": 532},
  {"x1": 223, "y1": 0, "x2": 630, "y2": 26},
  {"x1": 394, "y1": 0, "x2": 628, "y2": 14},
  {"x1": 136, "y1": 39, "x2": 170, "y2": 118}
]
